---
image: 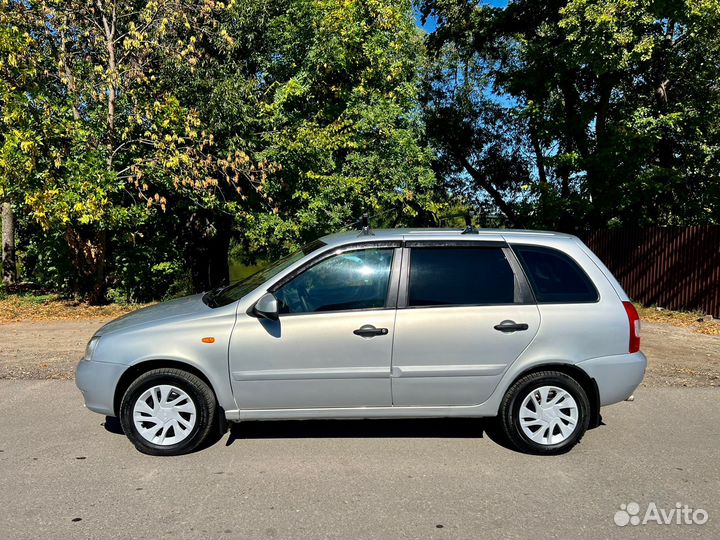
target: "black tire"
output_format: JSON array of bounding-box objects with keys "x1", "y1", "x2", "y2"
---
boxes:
[
  {"x1": 499, "y1": 370, "x2": 590, "y2": 455},
  {"x1": 119, "y1": 368, "x2": 217, "y2": 456}
]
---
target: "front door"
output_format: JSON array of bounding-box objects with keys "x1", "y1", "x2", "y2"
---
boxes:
[
  {"x1": 229, "y1": 245, "x2": 400, "y2": 409},
  {"x1": 391, "y1": 243, "x2": 541, "y2": 406}
]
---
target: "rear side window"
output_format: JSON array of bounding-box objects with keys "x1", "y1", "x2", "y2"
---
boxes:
[
  {"x1": 408, "y1": 247, "x2": 516, "y2": 306},
  {"x1": 512, "y1": 245, "x2": 598, "y2": 303}
]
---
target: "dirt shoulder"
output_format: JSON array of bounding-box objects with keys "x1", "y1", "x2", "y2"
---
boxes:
[
  {"x1": 0, "y1": 296, "x2": 141, "y2": 324},
  {"x1": 1, "y1": 318, "x2": 718, "y2": 387},
  {"x1": 640, "y1": 322, "x2": 720, "y2": 388},
  {"x1": 0, "y1": 320, "x2": 107, "y2": 380}
]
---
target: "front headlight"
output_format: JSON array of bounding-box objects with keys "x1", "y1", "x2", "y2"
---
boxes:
[{"x1": 84, "y1": 336, "x2": 101, "y2": 361}]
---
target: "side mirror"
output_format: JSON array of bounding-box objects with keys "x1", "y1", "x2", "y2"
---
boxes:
[{"x1": 253, "y1": 292, "x2": 279, "y2": 321}]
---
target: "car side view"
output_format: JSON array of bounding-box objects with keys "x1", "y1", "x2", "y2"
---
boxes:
[{"x1": 76, "y1": 227, "x2": 646, "y2": 456}]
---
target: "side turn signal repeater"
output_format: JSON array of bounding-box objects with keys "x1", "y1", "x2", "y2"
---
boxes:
[{"x1": 201, "y1": 337, "x2": 216, "y2": 344}]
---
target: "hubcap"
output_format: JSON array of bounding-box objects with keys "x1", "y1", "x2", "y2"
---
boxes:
[
  {"x1": 519, "y1": 385, "x2": 579, "y2": 445},
  {"x1": 133, "y1": 385, "x2": 197, "y2": 446}
]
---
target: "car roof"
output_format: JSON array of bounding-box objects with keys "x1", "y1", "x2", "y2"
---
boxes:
[{"x1": 319, "y1": 228, "x2": 577, "y2": 247}]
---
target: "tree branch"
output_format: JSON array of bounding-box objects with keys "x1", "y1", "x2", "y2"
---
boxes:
[{"x1": 458, "y1": 155, "x2": 523, "y2": 227}]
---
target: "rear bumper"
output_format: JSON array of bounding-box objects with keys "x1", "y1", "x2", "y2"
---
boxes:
[
  {"x1": 75, "y1": 359, "x2": 126, "y2": 416},
  {"x1": 578, "y1": 351, "x2": 647, "y2": 406}
]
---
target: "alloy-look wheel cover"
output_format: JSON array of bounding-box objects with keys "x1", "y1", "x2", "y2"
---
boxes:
[
  {"x1": 518, "y1": 385, "x2": 579, "y2": 445},
  {"x1": 133, "y1": 385, "x2": 197, "y2": 446}
]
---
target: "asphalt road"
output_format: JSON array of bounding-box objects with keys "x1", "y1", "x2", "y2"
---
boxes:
[{"x1": 0, "y1": 381, "x2": 718, "y2": 539}]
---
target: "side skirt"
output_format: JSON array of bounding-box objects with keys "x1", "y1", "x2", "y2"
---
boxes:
[{"x1": 224, "y1": 402, "x2": 499, "y2": 422}]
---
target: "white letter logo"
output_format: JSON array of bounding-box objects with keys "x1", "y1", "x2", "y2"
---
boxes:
[{"x1": 615, "y1": 501, "x2": 709, "y2": 526}]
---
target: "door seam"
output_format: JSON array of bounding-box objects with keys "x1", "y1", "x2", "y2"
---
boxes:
[{"x1": 389, "y1": 246, "x2": 404, "y2": 405}]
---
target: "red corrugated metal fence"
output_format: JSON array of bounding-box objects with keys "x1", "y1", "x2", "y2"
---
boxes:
[{"x1": 580, "y1": 226, "x2": 720, "y2": 317}]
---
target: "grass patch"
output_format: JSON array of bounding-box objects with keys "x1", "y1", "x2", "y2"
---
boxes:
[
  {"x1": 0, "y1": 294, "x2": 151, "y2": 324},
  {"x1": 635, "y1": 303, "x2": 720, "y2": 336}
]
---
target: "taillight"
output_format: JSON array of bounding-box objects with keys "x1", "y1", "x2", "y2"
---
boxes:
[{"x1": 623, "y1": 301, "x2": 641, "y2": 353}]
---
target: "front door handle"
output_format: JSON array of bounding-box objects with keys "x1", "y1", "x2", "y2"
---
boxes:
[
  {"x1": 493, "y1": 320, "x2": 529, "y2": 333},
  {"x1": 353, "y1": 325, "x2": 389, "y2": 337}
]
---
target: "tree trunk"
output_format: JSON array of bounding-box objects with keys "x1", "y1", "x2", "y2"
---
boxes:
[
  {"x1": 558, "y1": 72, "x2": 590, "y2": 161},
  {"x1": 59, "y1": 30, "x2": 81, "y2": 121},
  {"x1": 529, "y1": 119, "x2": 553, "y2": 225},
  {"x1": 98, "y1": 0, "x2": 117, "y2": 167},
  {"x1": 65, "y1": 227, "x2": 108, "y2": 304},
  {"x1": 529, "y1": 120, "x2": 548, "y2": 188},
  {"x1": 584, "y1": 73, "x2": 617, "y2": 228},
  {"x1": 2, "y1": 201, "x2": 17, "y2": 287},
  {"x1": 654, "y1": 20, "x2": 675, "y2": 171},
  {"x1": 558, "y1": 71, "x2": 607, "y2": 228},
  {"x1": 187, "y1": 214, "x2": 232, "y2": 293},
  {"x1": 207, "y1": 217, "x2": 231, "y2": 290}
]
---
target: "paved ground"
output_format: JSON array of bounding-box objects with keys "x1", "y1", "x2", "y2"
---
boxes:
[
  {"x1": 1, "y1": 319, "x2": 719, "y2": 387},
  {"x1": 1, "y1": 318, "x2": 718, "y2": 538},
  {"x1": 0, "y1": 381, "x2": 718, "y2": 539}
]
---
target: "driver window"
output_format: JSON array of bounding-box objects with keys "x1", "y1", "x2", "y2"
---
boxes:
[{"x1": 275, "y1": 248, "x2": 394, "y2": 314}]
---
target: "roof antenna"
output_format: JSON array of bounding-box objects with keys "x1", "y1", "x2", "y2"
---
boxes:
[
  {"x1": 461, "y1": 211, "x2": 478, "y2": 234},
  {"x1": 359, "y1": 212, "x2": 374, "y2": 236}
]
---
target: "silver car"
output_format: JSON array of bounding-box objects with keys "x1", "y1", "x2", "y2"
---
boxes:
[{"x1": 76, "y1": 228, "x2": 646, "y2": 456}]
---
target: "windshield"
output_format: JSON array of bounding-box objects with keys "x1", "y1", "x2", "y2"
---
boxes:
[{"x1": 203, "y1": 240, "x2": 326, "y2": 308}]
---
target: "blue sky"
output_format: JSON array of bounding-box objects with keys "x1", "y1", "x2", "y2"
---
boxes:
[{"x1": 415, "y1": 0, "x2": 509, "y2": 32}]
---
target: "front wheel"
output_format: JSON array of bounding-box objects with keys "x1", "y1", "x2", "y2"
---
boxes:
[
  {"x1": 119, "y1": 368, "x2": 217, "y2": 456},
  {"x1": 499, "y1": 370, "x2": 590, "y2": 455}
]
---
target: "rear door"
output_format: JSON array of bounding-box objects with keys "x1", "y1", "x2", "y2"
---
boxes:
[{"x1": 390, "y1": 241, "x2": 541, "y2": 406}]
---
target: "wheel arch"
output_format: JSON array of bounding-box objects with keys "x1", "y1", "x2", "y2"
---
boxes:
[
  {"x1": 113, "y1": 359, "x2": 218, "y2": 418},
  {"x1": 507, "y1": 362, "x2": 602, "y2": 429}
]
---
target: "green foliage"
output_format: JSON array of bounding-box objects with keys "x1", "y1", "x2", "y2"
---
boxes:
[
  {"x1": 200, "y1": 0, "x2": 443, "y2": 258},
  {"x1": 421, "y1": 0, "x2": 720, "y2": 229},
  {"x1": 3, "y1": 0, "x2": 719, "y2": 303},
  {"x1": 1, "y1": 0, "x2": 439, "y2": 301},
  {"x1": 20, "y1": 227, "x2": 76, "y2": 293}
]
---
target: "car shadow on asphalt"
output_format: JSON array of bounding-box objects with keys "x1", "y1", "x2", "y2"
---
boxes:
[
  {"x1": 104, "y1": 415, "x2": 497, "y2": 439},
  {"x1": 104, "y1": 415, "x2": 604, "y2": 454},
  {"x1": 224, "y1": 417, "x2": 519, "y2": 451},
  {"x1": 103, "y1": 416, "x2": 124, "y2": 435}
]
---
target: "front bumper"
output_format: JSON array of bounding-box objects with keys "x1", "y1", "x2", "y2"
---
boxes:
[
  {"x1": 578, "y1": 351, "x2": 647, "y2": 406},
  {"x1": 75, "y1": 359, "x2": 126, "y2": 416}
]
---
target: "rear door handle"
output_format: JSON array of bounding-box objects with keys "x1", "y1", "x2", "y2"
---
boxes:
[
  {"x1": 493, "y1": 320, "x2": 529, "y2": 333},
  {"x1": 353, "y1": 325, "x2": 389, "y2": 337}
]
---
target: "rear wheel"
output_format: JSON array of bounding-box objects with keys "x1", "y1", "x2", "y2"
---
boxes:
[
  {"x1": 499, "y1": 370, "x2": 590, "y2": 455},
  {"x1": 119, "y1": 368, "x2": 217, "y2": 456}
]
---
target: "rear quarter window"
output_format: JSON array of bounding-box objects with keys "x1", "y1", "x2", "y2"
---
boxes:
[{"x1": 512, "y1": 245, "x2": 599, "y2": 303}]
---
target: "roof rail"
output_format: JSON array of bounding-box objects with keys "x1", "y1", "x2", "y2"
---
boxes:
[
  {"x1": 358, "y1": 213, "x2": 374, "y2": 236},
  {"x1": 461, "y1": 212, "x2": 479, "y2": 235}
]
